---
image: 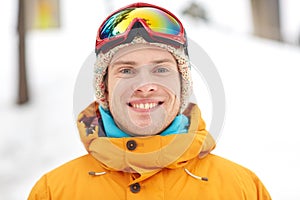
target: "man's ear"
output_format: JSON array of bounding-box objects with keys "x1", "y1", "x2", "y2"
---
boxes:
[
  {"x1": 104, "y1": 74, "x2": 108, "y2": 94},
  {"x1": 103, "y1": 74, "x2": 109, "y2": 107}
]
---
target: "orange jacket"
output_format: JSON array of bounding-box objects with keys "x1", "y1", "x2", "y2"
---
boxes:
[{"x1": 28, "y1": 102, "x2": 271, "y2": 199}]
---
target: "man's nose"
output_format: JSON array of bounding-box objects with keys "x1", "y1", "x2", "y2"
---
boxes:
[{"x1": 135, "y1": 83, "x2": 158, "y2": 94}]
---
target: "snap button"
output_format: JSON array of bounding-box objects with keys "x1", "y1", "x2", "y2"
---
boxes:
[
  {"x1": 130, "y1": 183, "x2": 140, "y2": 193},
  {"x1": 126, "y1": 140, "x2": 137, "y2": 151}
]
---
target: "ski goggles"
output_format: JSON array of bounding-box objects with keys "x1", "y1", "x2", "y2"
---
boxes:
[{"x1": 95, "y1": 3, "x2": 187, "y2": 54}]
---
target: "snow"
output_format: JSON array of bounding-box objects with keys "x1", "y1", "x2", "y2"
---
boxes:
[{"x1": 1, "y1": 0, "x2": 300, "y2": 199}]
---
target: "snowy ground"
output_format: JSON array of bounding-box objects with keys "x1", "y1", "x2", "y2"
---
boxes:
[{"x1": 1, "y1": 0, "x2": 300, "y2": 199}]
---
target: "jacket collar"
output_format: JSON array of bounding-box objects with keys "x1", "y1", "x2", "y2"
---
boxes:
[{"x1": 77, "y1": 102, "x2": 215, "y2": 183}]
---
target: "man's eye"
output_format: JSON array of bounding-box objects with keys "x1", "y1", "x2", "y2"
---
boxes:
[
  {"x1": 120, "y1": 68, "x2": 133, "y2": 74},
  {"x1": 155, "y1": 67, "x2": 169, "y2": 73}
]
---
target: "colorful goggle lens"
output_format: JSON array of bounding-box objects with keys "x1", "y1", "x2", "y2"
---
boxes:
[{"x1": 99, "y1": 7, "x2": 182, "y2": 40}]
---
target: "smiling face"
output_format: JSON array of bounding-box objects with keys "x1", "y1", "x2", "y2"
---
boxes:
[{"x1": 106, "y1": 45, "x2": 181, "y2": 136}]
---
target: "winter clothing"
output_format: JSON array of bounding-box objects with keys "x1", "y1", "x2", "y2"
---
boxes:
[
  {"x1": 28, "y1": 102, "x2": 271, "y2": 200},
  {"x1": 94, "y1": 36, "x2": 192, "y2": 113},
  {"x1": 29, "y1": 3, "x2": 271, "y2": 199}
]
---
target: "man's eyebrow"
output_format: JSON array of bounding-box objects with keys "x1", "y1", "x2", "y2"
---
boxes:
[
  {"x1": 111, "y1": 60, "x2": 137, "y2": 67},
  {"x1": 151, "y1": 58, "x2": 176, "y2": 64}
]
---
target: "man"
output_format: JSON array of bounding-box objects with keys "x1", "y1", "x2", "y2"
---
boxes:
[{"x1": 29, "y1": 2, "x2": 271, "y2": 199}]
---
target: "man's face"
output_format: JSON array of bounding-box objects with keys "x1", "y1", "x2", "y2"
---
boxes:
[{"x1": 106, "y1": 45, "x2": 181, "y2": 136}]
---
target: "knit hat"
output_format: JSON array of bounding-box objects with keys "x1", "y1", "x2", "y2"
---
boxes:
[{"x1": 94, "y1": 36, "x2": 192, "y2": 113}]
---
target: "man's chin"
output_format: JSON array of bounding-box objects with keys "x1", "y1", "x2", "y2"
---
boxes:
[
  {"x1": 126, "y1": 124, "x2": 165, "y2": 136},
  {"x1": 117, "y1": 106, "x2": 169, "y2": 135}
]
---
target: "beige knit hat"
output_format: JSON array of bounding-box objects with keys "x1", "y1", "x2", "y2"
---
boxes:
[{"x1": 94, "y1": 36, "x2": 192, "y2": 113}]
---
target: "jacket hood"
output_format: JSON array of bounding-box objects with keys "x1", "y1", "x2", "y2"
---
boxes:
[{"x1": 77, "y1": 102, "x2": 215, "y2": 182}]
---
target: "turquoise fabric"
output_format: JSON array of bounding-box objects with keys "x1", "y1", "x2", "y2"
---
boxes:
[{"x1": 99, "y1": 106, "x2": 189, "y2": 138}]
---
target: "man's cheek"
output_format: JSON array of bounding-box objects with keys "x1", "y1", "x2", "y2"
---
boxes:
[{"x1": 110, "y1": 79, "x2": 135, "y2": 98}]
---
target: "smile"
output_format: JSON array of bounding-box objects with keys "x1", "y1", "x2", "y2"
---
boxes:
[{"x1": 127, "y1": 101, "x2": 163, "y2": 110}]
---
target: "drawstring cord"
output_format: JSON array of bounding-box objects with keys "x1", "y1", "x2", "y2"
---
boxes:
[
  {"x1": 89, "y1": 171, "x2": 106, "y2": 176},
  {"x1": 88, "y1": 169, "x2": 208, "y2": 182},
  {"x1": 184, "y1": 168, "x2": 208, "y2": 181}
]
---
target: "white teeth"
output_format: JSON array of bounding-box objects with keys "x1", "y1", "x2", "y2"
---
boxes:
[{"x1": 131, "y1": 103, "x2": 158, "y2": 109}]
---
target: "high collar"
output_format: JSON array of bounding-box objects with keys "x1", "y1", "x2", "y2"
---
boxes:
[{"x1": 77, "y1": 101, "x2": 215, "y2": 183}]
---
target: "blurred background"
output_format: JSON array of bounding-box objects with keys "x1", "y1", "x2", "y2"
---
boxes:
[{"x1": 1, "y1": 0, "x2": 300, "y2": 199}]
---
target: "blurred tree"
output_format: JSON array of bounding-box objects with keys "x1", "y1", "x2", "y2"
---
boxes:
[
  {"x1": 17, "y1": 0, "x2": 29, "y2": 104},
  {"x1": 298, "y1": 29, "x2": 300, "y2": 46},
  {"x1": 251, "y1": 0, "x2": 282, "y2": 41},
  {"x1": 182, "y1": 1, "x2": 208, "y2": 22},
  {"x1": 26, "y1": 0, "x2": 60, "y2": 30}
]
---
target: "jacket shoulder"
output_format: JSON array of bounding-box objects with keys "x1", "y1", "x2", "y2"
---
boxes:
[
  {"x1": 189, "y1": 154, "x2": 271, "y2": 199},
  {"x1": 28, "y1": 154, "x2": 103, "y2": 200}
]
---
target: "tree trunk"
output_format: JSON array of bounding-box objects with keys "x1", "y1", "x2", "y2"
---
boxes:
[
  {"x1": 17, "y1": 0, "x2": 29, "y2": 104},
  {"x1": 251, "y1": 0, "x2": 282, "y2": 41}
]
